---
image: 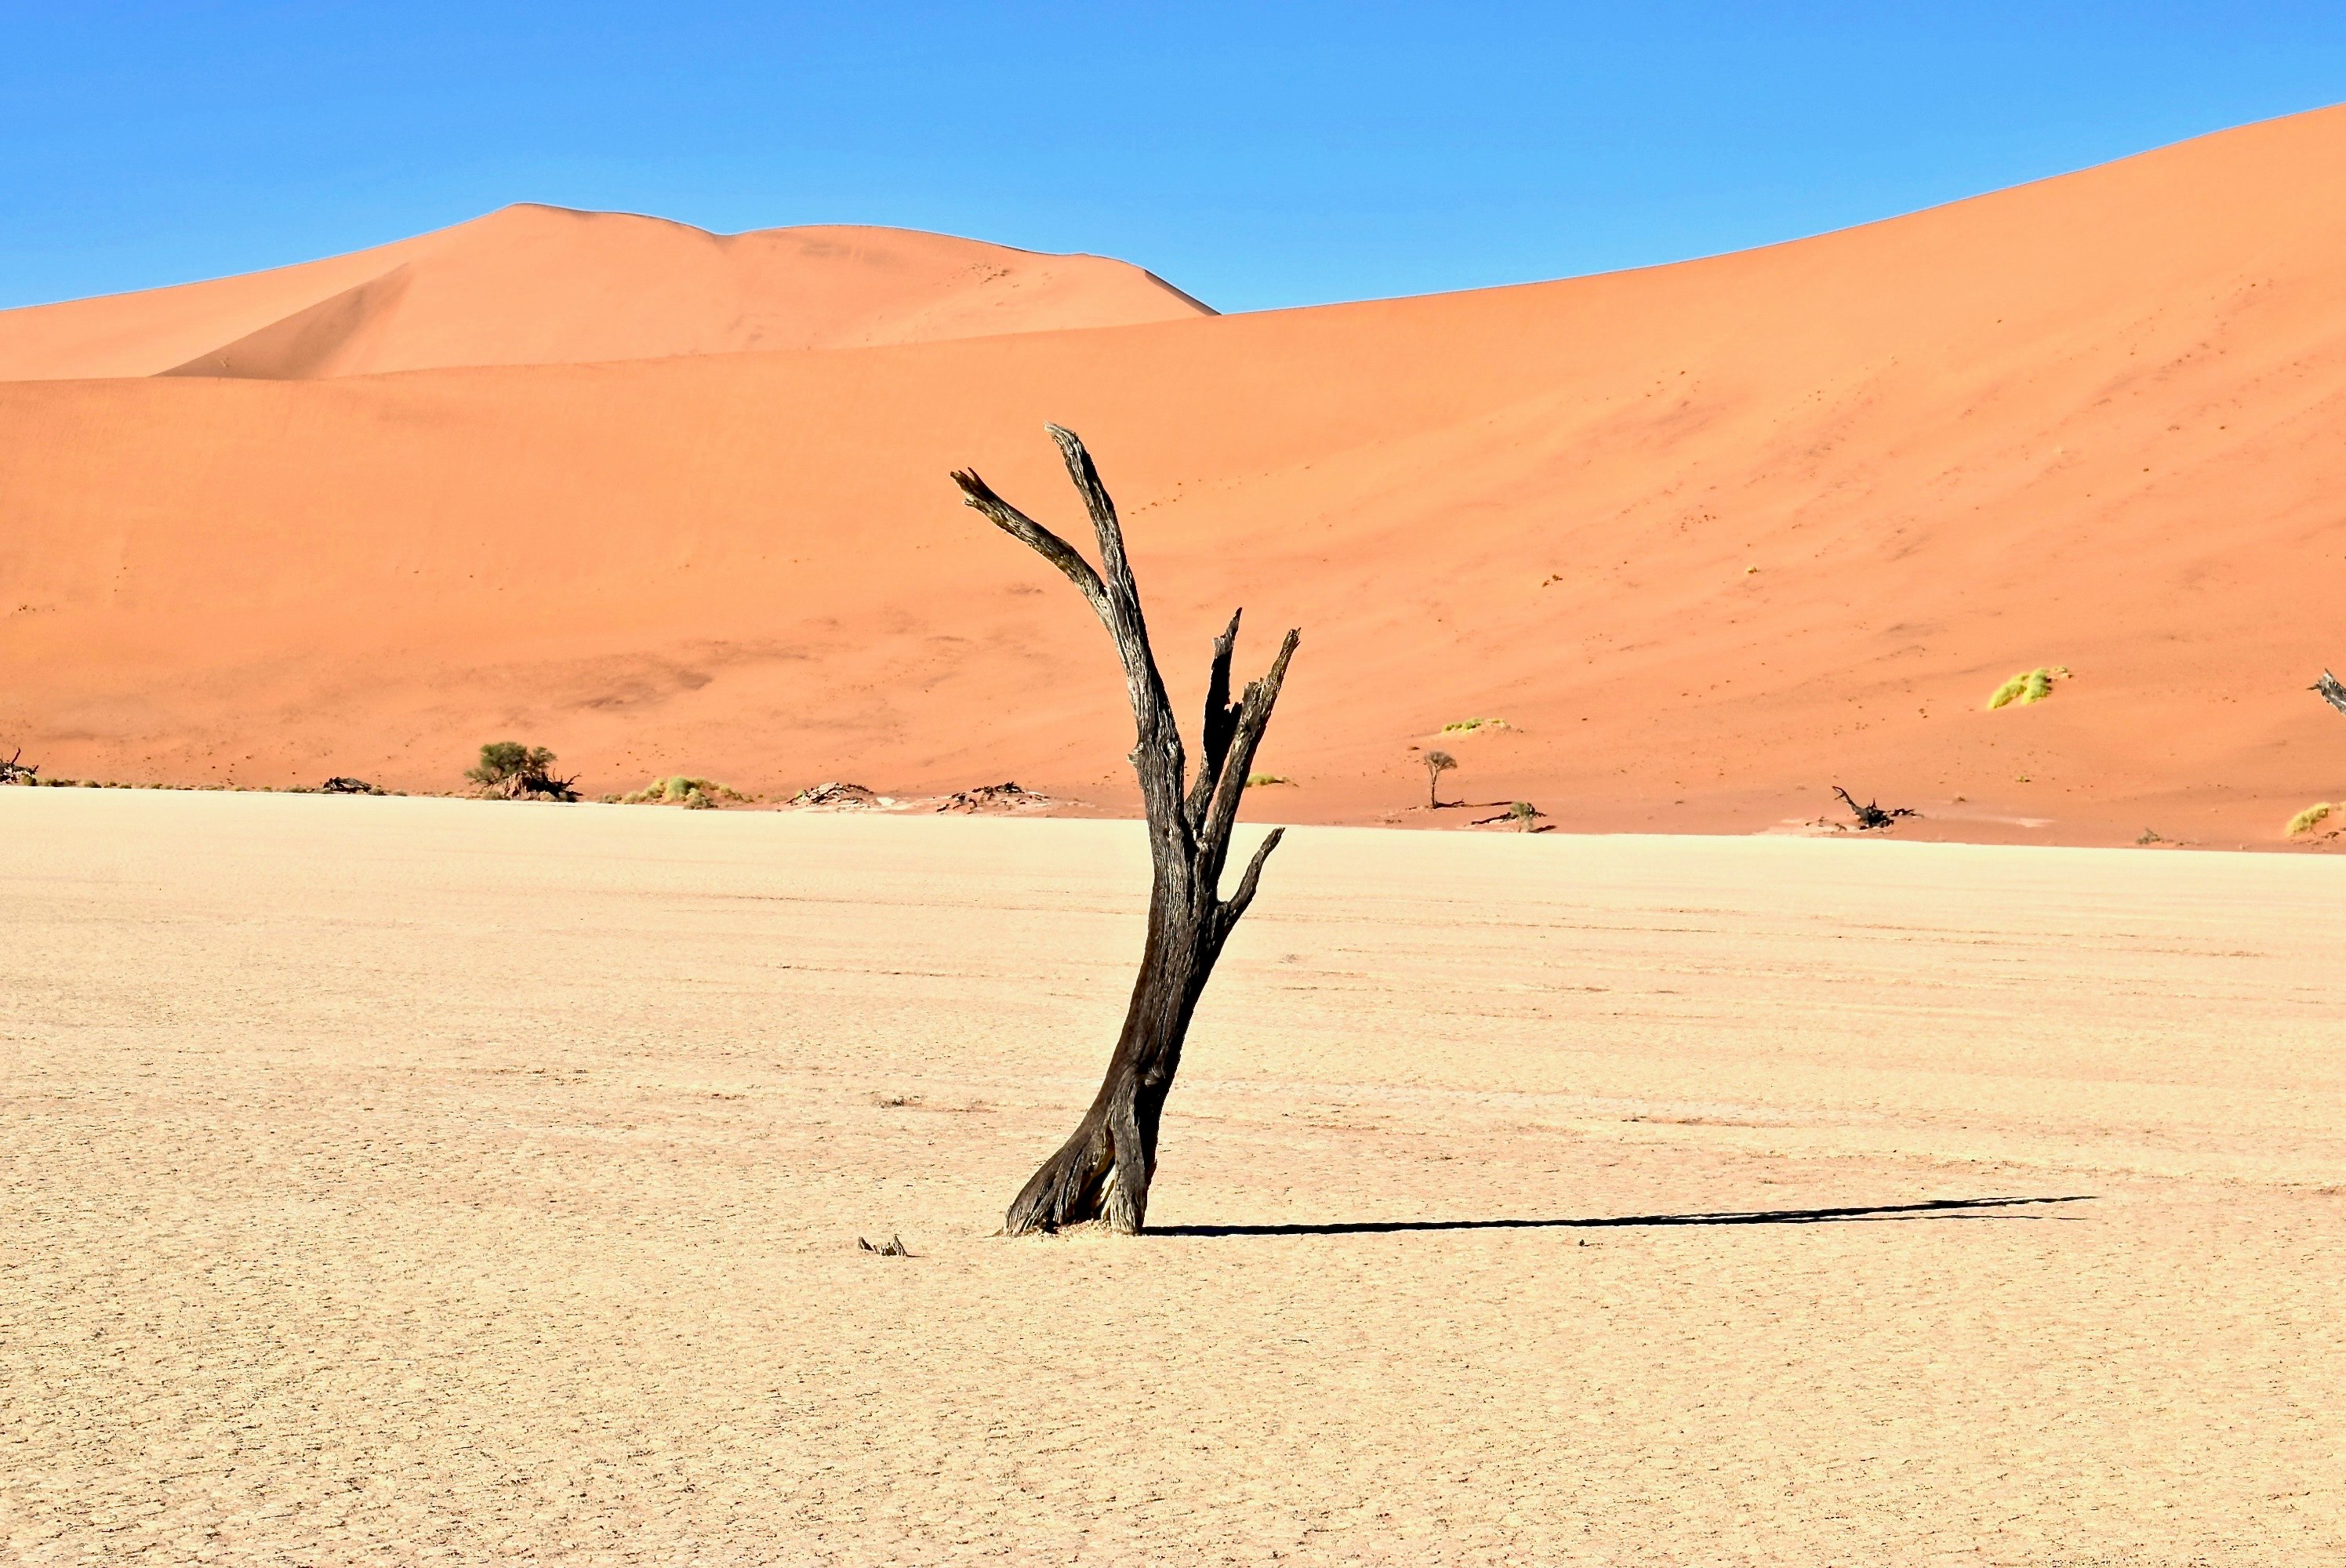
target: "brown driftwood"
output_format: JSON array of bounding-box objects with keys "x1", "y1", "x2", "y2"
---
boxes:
[
  {"x1": 1834, "y1": 786, "x2": 1916, "y2": 830},
  {"x1": 0, "y1": 747, "x2": 36, "y2": 786},
  {"x1": 953, "y1": 426, "x2": 1299, "y2": 1236},
  {"x1": 2315, "y1": 670, "x2": 2346, "y2": 717}
]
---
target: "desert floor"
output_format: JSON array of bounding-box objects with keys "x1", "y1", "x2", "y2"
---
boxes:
[{"x1": 3, "y1": 790, "x2": 2341, "y2": 1565}]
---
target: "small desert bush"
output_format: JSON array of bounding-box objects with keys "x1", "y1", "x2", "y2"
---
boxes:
[
  {"x1": 1987, "y1": 666, "x2": 2070, "y2": 710},
  {"x1": 622, "y1": 775, "x2": 745, "y2": 810},
  {"x1": 1246, "y1": 772, "x2": 1293, "y2": 786},
  {"x1": 465, "y1": 741, "x2": 577, "y2": 801},
  {"x1": 2286, "y1": 802, "x2": 2337, "y2": 836},
  {"x1": 1442, "y1": 717, "x2": 1509, "y2": 734}
]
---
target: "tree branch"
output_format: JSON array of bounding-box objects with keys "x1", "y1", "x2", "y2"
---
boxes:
[
  {"x1": 1200, "y1": 628, "x2": 1301, "y2": 856},
  {"x1": 1048, "y1": 425, "x2": 1134, "y2": 603},
  {"x1": 951, "y1": 467, "x2": 1113, "y2": 626},
  {"x1": 1032, "y1": 426, "x2": 1188, "y2": 826},
  {"x1": 1184, "y1": 609, "x2": 1244, "y2": 833},
  {"x1": 1219, "y1": 827, "x2": 1286, "y2": 932}
]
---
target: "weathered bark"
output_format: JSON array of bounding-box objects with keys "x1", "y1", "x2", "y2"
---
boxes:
[{"x1": 952, "y1": 426, "x2": 1299, "y2": 1236}]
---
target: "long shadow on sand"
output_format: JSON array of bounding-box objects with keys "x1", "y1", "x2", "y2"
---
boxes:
[{"x1": 1153, "y1": 1194, "x2": 2094, "y2": 1239}]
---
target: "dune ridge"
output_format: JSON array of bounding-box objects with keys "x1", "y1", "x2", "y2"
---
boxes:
[
  {"x1": 5, "y1": 108, "x2": 2346, "y2": 845},
  {"x1": 0, "y1": 204, "x2": 1213, "y2": 380}
]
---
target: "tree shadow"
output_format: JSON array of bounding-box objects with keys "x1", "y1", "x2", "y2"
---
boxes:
[{"x1": 1152, "y1": 1193, "x2": 2094, "y2": 1238}]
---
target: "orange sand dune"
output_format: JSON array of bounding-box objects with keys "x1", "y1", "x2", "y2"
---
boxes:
[
  {"x1": 0, "y1": 204, "x2": 1212, "y2": 379},
  {"x1": 6, "y1": 108, "x2": 2346, "y2": 846}
]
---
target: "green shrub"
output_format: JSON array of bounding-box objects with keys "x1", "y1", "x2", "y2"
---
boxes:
[
  {"x1": 465, "y1": 742, "x2": 577, "y2": 801},
  {"x1": 1441, "y1": 717, "x2": 1509, "y2": 734},
  {"x1": 1987, "y1": 666, "x2": 2070, "y2": 709},
  {"x1": 2286, "y1": 802, "x2": 2336, "y2": 836},
  {"x1": 621, "y1": 775, "x2": 745, "y2": 809}
]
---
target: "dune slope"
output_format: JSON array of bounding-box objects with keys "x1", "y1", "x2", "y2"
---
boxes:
[
  {"x1": 5, "y1": 109, "x2": 2346, "y2": 845},
  {"x1": 0, "y1": 204, "x2": 1213, "y2": 379}
]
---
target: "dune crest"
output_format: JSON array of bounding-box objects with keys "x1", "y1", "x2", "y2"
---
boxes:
[{"x1": 0, "y1": 204, "x2": 1214, "y2": 381}]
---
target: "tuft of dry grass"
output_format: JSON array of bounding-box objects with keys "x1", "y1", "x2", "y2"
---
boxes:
[
  {"x1": 1987, "y1": 666, "x2": 2070, "y2": 709},
  {"x1": 2285, "y1": 802, "x2": 2336, "y2": 837},
  {"x1": 622, "y1": 775, "x2": 746, "y2": 810}
]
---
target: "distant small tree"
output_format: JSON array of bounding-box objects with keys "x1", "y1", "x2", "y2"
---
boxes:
[
  {"x1": 1424, "y1": 749, "x2": 1457, "y2": 808},
  {"x1": 465, "y1": 742, "x2": 577, "y2": 801}
]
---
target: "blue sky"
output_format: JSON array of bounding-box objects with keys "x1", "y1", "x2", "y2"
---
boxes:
[{"x1": 6, "y1": 3, "x2": 2346, "y2": 314}]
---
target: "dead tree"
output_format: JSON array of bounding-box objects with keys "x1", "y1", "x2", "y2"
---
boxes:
[
  {"x1": 1834, "y1": 786, "x2": 1916, "y2": 830},
  {"x1": 0, "y1": 747, "x2": 36, "y2": 786},
  {"x1": 953, "y1": 426, "x2": 1299, "y2": 1236},
  {"x1": 2315, "y1": 670, "x2": 2346, "y2": 717}
]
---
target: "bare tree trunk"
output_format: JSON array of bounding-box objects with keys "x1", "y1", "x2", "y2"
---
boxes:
[{"x1": 953, "y1": 427, "x2": 1299, "y2": 1235}]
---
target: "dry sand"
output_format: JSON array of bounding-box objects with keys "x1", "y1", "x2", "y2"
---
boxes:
[
  {"x1": 8, "y1": 109, "x2": 2346, "y2": 843},
  {"x1": 5, "y1": 789, "x2": 2340, "y2": 1563}
]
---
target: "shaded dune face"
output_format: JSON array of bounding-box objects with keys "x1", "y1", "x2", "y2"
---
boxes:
[
  {"x1": 5, "y1": 110, "x2": 2346, "y2": 845},
  {"x1": 0, "y1": 204, "x2": 1215, "y2": 380}
]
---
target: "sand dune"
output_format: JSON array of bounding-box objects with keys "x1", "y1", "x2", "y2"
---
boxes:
[
  {"x1": 0, "y1": 204, "x2": 1211, "y2": 379},
  {"x1": 6, "y1": 109, "x2": 2346, "y2": 844}
]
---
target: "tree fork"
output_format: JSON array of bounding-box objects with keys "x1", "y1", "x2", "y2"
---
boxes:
[{"x1": 952, "y1": 426, "x2": 1300, "y2": 1235}]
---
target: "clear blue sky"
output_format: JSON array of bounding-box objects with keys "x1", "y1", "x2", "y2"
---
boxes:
[{"x1": 7, "y1": 3, "x2": 2346, "y2": 314}]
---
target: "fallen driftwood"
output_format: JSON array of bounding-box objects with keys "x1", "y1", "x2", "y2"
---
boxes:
[
  {"x1": 318, "y1": 776, "x2": 383, "y2": 795},
  {"x1": 2315, "y1": 670, "x2": 2346, "y2": 717},
  {"x1": 935, "y1": 781, "x2": 1047, "y2": 813},
  {"x1": 1834, "y1": 786, "x2": 1916, "y2": 830},
  {"x1": 0, "y1": 747, "x2": 37, "y2": 786},
  {"x1": 477, "y1": 772, "x2": 579, "y2": 802},
  {"x1": 792, "y1": 781, "x2": 884, "y2": 808},
  {"x1": 856, "y1": 1234, "x2": 910, "y2": 1257}
]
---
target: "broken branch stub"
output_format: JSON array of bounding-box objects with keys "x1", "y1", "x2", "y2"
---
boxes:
[{"x1": 951, "y1": 426, "x2": 1301, "y2": 1236}]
